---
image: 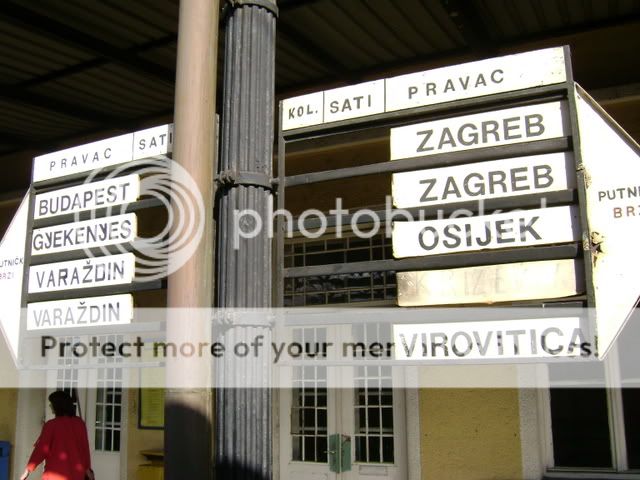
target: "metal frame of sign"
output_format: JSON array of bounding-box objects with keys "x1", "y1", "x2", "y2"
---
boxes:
[
  {"x1": 12, "y1": 123, "x2": 190, "y2": 379},
  {"x1": 562, "y1": 71, "x2": 599, "y2": 350},
  {"x1": 15, "y1": 120, "x2": 212, "y2": 377},
  {"x1": 274, "y1": 46, "x2": 597, "y2": 344},
  {"x1": 17, "y1": 158, "x2": 168, "y2": 368},
  {"x1": 570, "y1": 83, "x2": 640, "y2": 355}
]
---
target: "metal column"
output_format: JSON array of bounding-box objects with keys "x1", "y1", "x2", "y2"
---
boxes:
[
  {"x1": 215, "y1": 0, "x2": 277, "y2": 478},
  {"x1": 165, "y1": 0, "x2": 218, "y2": 479}
]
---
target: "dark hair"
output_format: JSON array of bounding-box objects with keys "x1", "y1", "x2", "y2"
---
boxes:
[{"x1": 48, "y1": 390, "x2": 76, "y2": 417}]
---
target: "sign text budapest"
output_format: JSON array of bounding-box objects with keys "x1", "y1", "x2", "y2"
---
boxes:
[{"x1": 34, "y1": 174, "x2": 140, "y2": 220}]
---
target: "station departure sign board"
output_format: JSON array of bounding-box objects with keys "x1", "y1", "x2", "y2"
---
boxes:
[
  {"x1": 280, "y1": 46, "x2": 640, "y2": 358},
  {"x1": 0, "y1": 124, "x2": 173, "y2": 364}
]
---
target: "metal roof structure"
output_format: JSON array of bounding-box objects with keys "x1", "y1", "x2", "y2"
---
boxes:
[{"x1": 1, "y1": 0, "x2": 639, "y2": 193}]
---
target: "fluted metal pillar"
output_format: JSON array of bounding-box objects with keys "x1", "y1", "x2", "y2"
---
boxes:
[{"x1": 215, "y1": 1, "x2": 277, "y2": 478}]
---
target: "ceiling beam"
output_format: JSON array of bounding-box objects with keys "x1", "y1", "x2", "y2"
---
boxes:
[
  {"x1": 278, "y1": 23, "x2": 346, "y2": 75},
  {"x1": 276, "y1": 46, "x2": 467, "y2": 97},
  {"x1": 439, "y1": 0, "x2": 496, "y2": 54},
  {"x1": 591, "y1": 82, "x2": 640, "y2": 106},
  {"x1": 278, "y1": 0, "x2": 326, "y2": 13},
  {"x1": 277, "y1": 14, "x2": 640, "y2": 97},
  {"x1": 0, "y1": 190, "x2": 26, "y2": 206},
  {"x1": 16, "y1": 34, "x2": 178, "y2": 90},
  {"x1": 0, "y1": 132, "x2": 31, "y2": 149},
  {"x1": 0, "y1": 108, "x2": 174, "y2": 161},
  {"x1": 1, "y1": 87, "x2": 123, "y2": 124},
  {"x1": 0, "y1": 1, "x2": 175, "y2": 85}
]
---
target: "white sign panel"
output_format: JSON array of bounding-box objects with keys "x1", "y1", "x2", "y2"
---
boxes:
[
  {"x1": 394, "y1": 316, "x2": 586, "y2": 361},
  {"x1": 281, "y1": 47, "x2": 567, "y2": 131},
  {"x1": 27, "y1": 294, "x2": 134, "y2": 330},
  {"x1": 390, "y1": 101, "x2": 569, "y2": 160},
  {"x1": 323, "y1": 80, "x2": 385, "y2": 124},
  {"x1": 31, "y1": 213, "x2": 137, "y2": 256},
  {"x1": 392, "y1": 152, "x2": 575, "y2": 208},
  {"x1": 0, "y1": 193, "x2": 30, "y2": 363},
  {"x1": 33, "y1": 133, "x2": 134, "y2": 183},
  {"x1": 397, "y1": 259, "x2": 584, "y2": 307},
  {"x1": 32, "y1": 123, "x2": 174, "y2": 182},
  {"x1": 34, "y1": 174, "x2": 140, "y2": 220},
  {"x1": 133, "y1": 124, "x2": 173, "y2": 160},
  {"x1": 28, "y1": 252, "x2": 135, "y2": 293},
  {"x1": 392, "y1": 205, "x2": 580, "y2": 258},
  {"x1": 575, "y1": 87, "x2": 640, "y2": 357},
  {"x1": 386, "y1": 47, "x2": 566, "y2": 111},
  {"x1": 282, "y1": 92, "x2": 324, "y2": 130}
]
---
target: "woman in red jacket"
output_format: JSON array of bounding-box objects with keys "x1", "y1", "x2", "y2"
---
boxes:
[{"x1": 20, "y1": 391, "x2": 94, "y2": 480}]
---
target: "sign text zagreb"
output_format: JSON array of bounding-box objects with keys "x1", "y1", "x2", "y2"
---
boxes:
[
  {"x1": 392, "y1": 152, "x2": 574, "y2": 208},
  {"x1": 390, "y1": 101, "x2": 569, "y2": 160}
]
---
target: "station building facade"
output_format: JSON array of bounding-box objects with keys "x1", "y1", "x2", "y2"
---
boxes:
[{"x1": 0, "y1": 14, "x2": 639, "y2": 480}]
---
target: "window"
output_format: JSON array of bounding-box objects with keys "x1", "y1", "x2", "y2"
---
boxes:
[
  {"x1": 94, "y1": 334, "x2": 124, "y2": 453},
  {"x1": 548, "y1": 315, "x2": 640, "y2": 472},
  {"x1": 283, "y1": 234, "x2": 400, "y2": 471},
  {"x1": 291, "y1": 328, "x2": 328, "y2": 463},
  {"x1": 284, "y1": 233, "x2": 396, "y2": 307}
]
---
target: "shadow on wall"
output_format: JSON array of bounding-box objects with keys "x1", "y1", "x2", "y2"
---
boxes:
[{"x1": 163, "y1": 392, "x2": 217, "y2": 480}]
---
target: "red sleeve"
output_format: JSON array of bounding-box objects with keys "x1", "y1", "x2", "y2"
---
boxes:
[
  {"x1": 79, "y1": 418, "x2": 92, "y2": 469},
  {"x1": 26, "y1": 421, "x2": 54, "y2": 472}
]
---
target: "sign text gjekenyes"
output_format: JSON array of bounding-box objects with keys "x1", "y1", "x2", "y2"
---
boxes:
[{"x1": 31, "y1": 213, "x2": 137, "y2": 255}]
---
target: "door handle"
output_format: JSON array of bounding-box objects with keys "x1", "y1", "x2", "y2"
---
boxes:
[{"x1": 328, "y1": 434, "x2": 351, "y2": 473}]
